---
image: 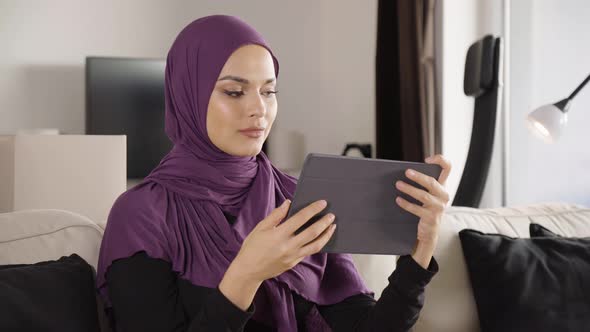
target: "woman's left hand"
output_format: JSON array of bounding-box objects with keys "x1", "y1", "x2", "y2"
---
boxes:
[{"x1": 394, "y1": 154, "x2": 452, "y2": 269}]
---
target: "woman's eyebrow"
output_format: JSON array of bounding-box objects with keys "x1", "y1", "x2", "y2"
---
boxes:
[{"x1": 217, "y1": 75, "x2": 275, "y2": 84}]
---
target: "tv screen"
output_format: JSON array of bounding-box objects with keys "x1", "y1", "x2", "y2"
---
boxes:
[{"x1": 85, "y1": 57, "x2": 172, "y2": 178}]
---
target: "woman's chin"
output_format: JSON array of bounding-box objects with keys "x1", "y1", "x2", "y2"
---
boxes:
[{"x1": 230, "y1": 143, "x2": 263, "y2": 157}]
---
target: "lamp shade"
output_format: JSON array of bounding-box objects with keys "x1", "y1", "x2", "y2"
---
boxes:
[
  {"x1": 526, "y1": 103, "x2": 568, "y2": 143},
  {"x1": 527, "y1": 74, "x2": 589, "y2": 144}
]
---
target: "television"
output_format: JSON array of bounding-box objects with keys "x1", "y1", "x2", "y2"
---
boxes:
[{"x1": 85, "y1": 57, "x2": 172, "y2": 179}]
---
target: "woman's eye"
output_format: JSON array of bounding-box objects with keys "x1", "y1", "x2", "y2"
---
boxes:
[
  {"x1": 224, "y1": 90, "x2": 244, "y2": 98},
  {"x1": 262, "y1": 90, "x2": 278, "y2": 97}
]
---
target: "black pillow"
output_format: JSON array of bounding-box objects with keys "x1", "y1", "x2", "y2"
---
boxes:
[
  {"x1": 459, "y1": 229, "x2": 590, "y2": 332},
  {"x1": 529, "y1": 223, "x2": 561, "y2": 237},
  {"x1": 0, "y1": 254, "x2": 100, "y2": 332}
]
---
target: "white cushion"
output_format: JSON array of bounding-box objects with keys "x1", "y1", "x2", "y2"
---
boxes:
[
  {"x1": 351, "y1": 253, "x2": 397, "y2": 299},
  {"x1": 0, "y1": 209, "x2": 103, "y2": 269}
]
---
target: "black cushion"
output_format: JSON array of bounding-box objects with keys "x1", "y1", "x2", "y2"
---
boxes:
[
  {"x1": 459, "y1": 229, "x2": 590, "y2": 332},
  {"x1": 529, "y1": 223, "x2": 561, "y2": 237},
  {"x1": 0, "y1": 254, "x2": 100, "y2": 332}
]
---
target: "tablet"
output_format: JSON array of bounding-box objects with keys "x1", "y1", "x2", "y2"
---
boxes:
[{"x1": 285, "y1": 153, "x2": 442, "y2": 255}]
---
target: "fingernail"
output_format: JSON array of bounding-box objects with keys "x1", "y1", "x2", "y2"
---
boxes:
[
  {"x1": 407, "y1": 169, "x2": 415, "y2": 177},
  {"x1": 425, "y1": 157, "x2": 432, "y2": 162},
  {"x1": 284, "y1": 199, "x2": 291, "y2": 206},
  {"x1": 327, "y1": 213, "x2": 335, "y2": 221},
  {"x1": 320, "y1": 200, "x2": 327, "y2": 208}
]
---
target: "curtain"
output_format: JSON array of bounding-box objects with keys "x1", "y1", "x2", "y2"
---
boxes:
[{"x1": 376, "y1": 0, "x2": 440, "y2": 162}]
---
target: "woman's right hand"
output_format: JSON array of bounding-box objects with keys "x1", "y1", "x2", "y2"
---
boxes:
[
  {"x1": 234, "y1": 199, "x2": 336, "y2": 282},
  {"x1": 219, "y1": 199, "x2": 335, "y2": 310}
]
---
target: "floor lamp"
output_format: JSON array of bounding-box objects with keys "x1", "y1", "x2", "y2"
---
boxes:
[{"x1": 526, "y1": 74, "x2": 590, "y2": 143}]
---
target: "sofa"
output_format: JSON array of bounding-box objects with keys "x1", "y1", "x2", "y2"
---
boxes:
[
  {"x1": 1, "y1": 202, "x2": 589, "y2": 331},
  {"x1": 0, "y1": 209, "x2": 112, "y2": 332}
]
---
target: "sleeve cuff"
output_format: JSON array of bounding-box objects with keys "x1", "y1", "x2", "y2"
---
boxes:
[
  {"x1": 389, "y1": 255, "x2": 439, "y2": 291},
  {"x1": 207, "y1": 287, "x2": 255, "y2": 330}
]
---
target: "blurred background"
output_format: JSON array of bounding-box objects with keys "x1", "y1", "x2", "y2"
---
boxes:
[{"x1": 1, "y1": 0, "x2": 589, "y2": 217}]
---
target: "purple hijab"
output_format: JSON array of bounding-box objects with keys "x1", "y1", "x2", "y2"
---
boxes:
[{"x1": 96, "y1": 15, "x2": 373, "y2": 331}]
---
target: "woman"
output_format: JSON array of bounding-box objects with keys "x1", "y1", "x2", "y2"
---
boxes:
[{"x1": 96, "y1": 15, "x2": 451, "y2": 332}]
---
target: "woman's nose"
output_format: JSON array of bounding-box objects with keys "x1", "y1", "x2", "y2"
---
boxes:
[{"x1": 247, "y1": 93, "x2": 266, "y2": 118}]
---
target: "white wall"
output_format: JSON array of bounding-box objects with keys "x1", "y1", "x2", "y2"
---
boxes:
[
  {"x1": 440, "y1": 0, "x2": 590, "y2": 208},
  {"x1": 509, "y1": 0, "x2": 590, "y2": 206},
  {"x1": 0, "y1": 0, "x2": 186, "y2": 135},
  {"x1": 0, "y1": 0, "x2": 377, "y2": 173},
  {"x1": 15, "y1": 0, "x2": 581, "y2": 210}
]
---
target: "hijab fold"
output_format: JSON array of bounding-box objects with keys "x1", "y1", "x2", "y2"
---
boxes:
[{"x1": 96, "y1": 15, "x2": 373, "y2": 331}]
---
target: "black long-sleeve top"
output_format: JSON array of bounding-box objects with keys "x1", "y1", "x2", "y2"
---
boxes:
[{"x1": 104, "y1": 211, "x2": 438, "y2": 332}]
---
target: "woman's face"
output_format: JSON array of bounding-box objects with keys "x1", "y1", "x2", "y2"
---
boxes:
[{"x1": 206, "y1": 44, "x2": 278, "y2": 157}]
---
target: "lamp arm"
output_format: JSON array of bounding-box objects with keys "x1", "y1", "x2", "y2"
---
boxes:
[{"x1": 568, "y1": 73, "x2": 590, "y2": 100}]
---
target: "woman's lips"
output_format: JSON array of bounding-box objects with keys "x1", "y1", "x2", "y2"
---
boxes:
[{"x1": 239, "y1": 129, "x2": 264, "y2": 138}]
